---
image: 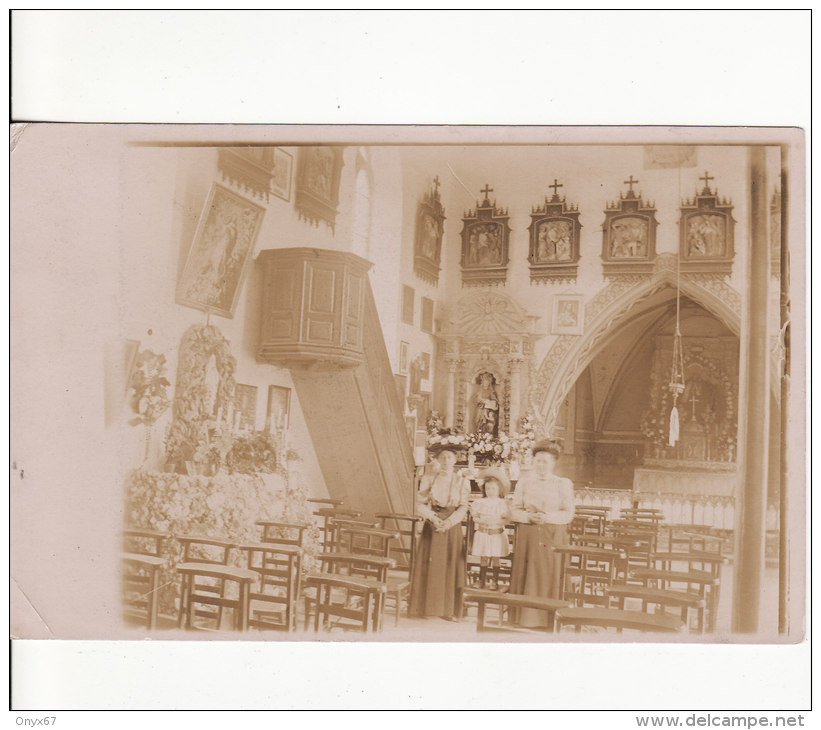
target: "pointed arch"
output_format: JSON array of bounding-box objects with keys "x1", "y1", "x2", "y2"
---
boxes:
[{"x1": 532, "y1": 259, "x2": 749, "y2": 433}]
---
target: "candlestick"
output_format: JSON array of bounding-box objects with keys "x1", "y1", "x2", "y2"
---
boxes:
[
  {"x1": 216, "y1": 406, "x2": 223, "y2": 426},
  {"x1": 233, "y1": 411, "x2": 241, "y2": 432}
]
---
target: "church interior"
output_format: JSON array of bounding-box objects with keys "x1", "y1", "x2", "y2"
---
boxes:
[{"x1": 12, "y1": 127, "x2": 801, "y2": 641}]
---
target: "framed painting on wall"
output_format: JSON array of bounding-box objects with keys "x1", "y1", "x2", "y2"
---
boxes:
[
  {"x1": 176, "y1": 183, "x2": 265, "y2": 318},
  {"x1": 399, "y1": 341, "x2": 409, "y2": 375},
  {"x1": 234, "y1": 384, "x2": 258, "y2": 431},
  {"x1": 271, "y1": 148, "x2": 293, "y2": 202},
  {"x1": 294, "y1": 146, "x2": 344, "y2": 230},
  {"x1": 265, "y1": 385, "x2": 291, "y2": 431},
  {"x1": 552, "y1": 294, "x2": 584, "y2": 336}
]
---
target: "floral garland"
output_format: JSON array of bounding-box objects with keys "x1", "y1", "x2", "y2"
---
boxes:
[{"x1": 128, "y1": 349, "x2": 172, "y2": 464}]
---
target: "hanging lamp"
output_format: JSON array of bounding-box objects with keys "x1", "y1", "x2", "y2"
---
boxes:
[{"x1": 668, "y1": 169, "x2": 686, "y2": 446}]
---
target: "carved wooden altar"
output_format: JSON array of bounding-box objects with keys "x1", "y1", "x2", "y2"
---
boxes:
[{"x1": 435, "y1": 290, "x2": 541, "y2": 434}]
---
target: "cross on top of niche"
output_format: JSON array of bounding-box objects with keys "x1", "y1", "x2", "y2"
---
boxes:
[
  {"x1": 433, "y1": 175, "x2": 440, "y2": 194},
  {"x1": 549, "y1": 179, "x2": 564, "y2": 198},
  {"x1": 623, "y1": 175, "x2": 639, "y2": 196},
  {"x1": 699, "y1": 170, "x2": 715, "y2": 194},
  {"x1": 480, "y1": 184, "x2": 494, "y2": 204}
]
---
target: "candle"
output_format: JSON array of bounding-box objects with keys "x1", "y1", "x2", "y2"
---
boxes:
[
  {"x1": 227, "y1": 402, "x2": 235, "y2": 428},
  {"x1": 216, "y1": 406, "x2": 223, "y2": 426},
  {"x1": 234, "y1": 410, "x2": 241, "y2": 432}
]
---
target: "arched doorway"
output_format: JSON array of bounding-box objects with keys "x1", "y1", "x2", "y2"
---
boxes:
[{"x1": 551, "y1": 294, "x2": 739, "y2": 489}]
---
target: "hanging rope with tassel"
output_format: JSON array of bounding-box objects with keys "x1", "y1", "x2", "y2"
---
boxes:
[{"x1": 668, "y1": 166, "x2": 686, "y2": 446}]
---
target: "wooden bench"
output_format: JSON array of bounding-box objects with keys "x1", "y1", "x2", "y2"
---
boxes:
[
  {"x1": 462, "y1": 588, "x2": 570, "y2": 632},
  {"x1": 606, "y1": 585, "x2": 706, "y2": 632},
  {"x1": 555, "y1": 606, "x2": 686, "y2": 633}
]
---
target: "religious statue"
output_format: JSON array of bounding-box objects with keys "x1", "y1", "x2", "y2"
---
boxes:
[{"x1": 473, "y1": 372, "x2": 500, "y2": 436}]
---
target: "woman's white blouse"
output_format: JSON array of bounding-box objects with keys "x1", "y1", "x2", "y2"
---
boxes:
[
  {"x1": 509, "y1": 473, "x2": 574, "y2": 525},
  {"x1": 416, "y1": 471, "x2": 470, "y2": 523}
]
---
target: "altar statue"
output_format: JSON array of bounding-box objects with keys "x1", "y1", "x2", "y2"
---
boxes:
[{"x1": 473, "y1": 372, "x2": 500, "y2": 436}]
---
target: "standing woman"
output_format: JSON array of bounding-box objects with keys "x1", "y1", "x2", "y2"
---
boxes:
[
  {"x1": 509, "y1": 439, "x2": 574, "y2": 627},
  {"x1": 409, "y1": 445, "x2": 470, "y2": 621}
]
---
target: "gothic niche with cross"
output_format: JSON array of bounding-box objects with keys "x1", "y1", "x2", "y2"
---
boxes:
[
  {"x1": 678, "y1": 171, "x2": 736, "y2": 275},
  {"x1": 459, "y1": 184, "x2": 511, "y2": 287},
  {"x1": 414, "y1": 176, "x2": 446, "y2": 286},
  {"x1": 527, "y1": 179, "x2": 582, "y2": 283},
  {"x1": 601, "y1": 175, "x2": 658, "y2": 276}
]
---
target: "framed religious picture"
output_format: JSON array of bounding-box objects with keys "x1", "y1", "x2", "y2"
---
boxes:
[
  {"x1": 421, "y1": 297, "x2": 434, "y2": 334},
  {"x1": 399, "y1": 341, "x2": 410, "y2": 374},
  {"x1": 401, "y1": 285, "x2": 414, "y2": 325},
  {"x1": 294, "y1": 146, "x2": 344, "y2": 231},
  {"x1": 414, "y1": 177, "x2": 446, "y2": 285},
  {"x1": 678, "y1": 171, "x2": 736, "y2": 274},
  {"x1": 552, "y1": 294, "x2": 584, "y2": 336},
  {"x1": 218, "y1": 147, "x2": 276, "y2": 201},
  {"x1": 528, "y1": 180, "x2": 582, "y2": 283},
  {"x1": 265, "y1": 384, "x2": 291, "y2": 431},
  {"x1": 271, "y1": 148, "x2": 294, "y2": 202},
  {"x1": 460, "y1": 185, "x2": 510, "y2": 286},
  {"x1": 600, "y1": 176, "x2": 658, "y2": 276},
  {"x1": 176, "y1": 183, "x2": 265, "y2": 318},
  {"x1": 233, "y1": 384, "x2": 258, "y2": 431}
]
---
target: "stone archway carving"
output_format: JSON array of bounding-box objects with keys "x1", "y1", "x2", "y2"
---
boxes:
[{"x1": 531, "y1": 254, "x2": 745, "y2": 434}]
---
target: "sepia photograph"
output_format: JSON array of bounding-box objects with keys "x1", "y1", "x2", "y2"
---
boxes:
[
  {"x1": 11, "y1": 124, "x2": 804, "y2": 646},
  {"x1": 8, "y1": 9, "x2": 810, "y2": 715}
]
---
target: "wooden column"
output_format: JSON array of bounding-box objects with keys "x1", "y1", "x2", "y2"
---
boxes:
[
  {"x1": 508, "y1": 358, "x2": 523, "y2": 432},
  {"x1": 732, "y1": 147, "x2": 771, "y2": 633},
  {"x1": 445, "y1": 358, "x2": 458, "y2": 429},
  {"x1": 778, "y1": 147, "x2": 790, "y2": 635}
]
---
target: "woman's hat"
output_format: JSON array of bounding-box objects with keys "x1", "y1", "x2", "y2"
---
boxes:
[
  {"x1": 427, "y1": 442, "x2": 464, "y2": 457},
  {"x1": 532, "y1": 438, "x2": 564, "y2": 458},
  {"x1": 476, "y1": 466, "x2": 510, "y2": 496}
]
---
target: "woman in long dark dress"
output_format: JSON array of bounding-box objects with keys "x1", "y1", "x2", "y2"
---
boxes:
[
  {"x1": 509, "y1": 439, "x2": 574, "y2": 627},
  {"x1": 409, "y1": 445, "x2": 470, "y2": 621}
]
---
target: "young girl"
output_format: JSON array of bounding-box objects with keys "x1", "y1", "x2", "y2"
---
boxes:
[{"x1": 469, "y1": 467, "x2": 511, "y2": 590}]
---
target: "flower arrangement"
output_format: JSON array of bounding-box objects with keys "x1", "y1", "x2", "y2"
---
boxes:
[
  {"x1": 128, "y1": 349, "x2": 172, "y2": 463},
  {"x1": 425, "y1": 412, "x2": 539, "y2": 465}
]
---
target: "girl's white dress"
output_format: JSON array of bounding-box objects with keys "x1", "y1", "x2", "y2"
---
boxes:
[{"x1": 470, "y1": 496, "x2": 510, "y2": 558}]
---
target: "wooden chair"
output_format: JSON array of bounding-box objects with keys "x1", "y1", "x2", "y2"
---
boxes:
[
  {"x1": 316, "y1": 509, "x2": 368, "y2": 551},
  {"x1": 122, "y1": 529, "x2": 168, "y2": 630},
  {"x1": 573, "y1": 507, "x2": 609, "y2": 536},
  {"x1": 175, "y1": 536, "x2": 257, "y2": 631},
  {"x1": 554, "y1": 606, "x2": 685, "y2": 634},
  {"x1": 238, "y1": 543, "x2": 303, "y2": 631},
  {"x1": 256, "y1": 520, "x2": 309, "y2": 548},
  {"x1": 606, "y1": 584, "x2": 706, "y2": 633},
  {"x1": 377, "y1": 513, "x2": 423, "y2": 625},
  {"x1": 305, "y1": 574, "x2": 386, "y2": 634},
  {"x1": 555, "y1": 545, "x2": 621, "y2": 608},
  {"x1": 630, "y1": 550, "x2": 724, "y2": 632},
  {"x1": 304, "y1": 553, "x2": 394, "y2": 632},
  {"x1": 462, "y1": 588, "x2": 569, "y2": 633}
]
